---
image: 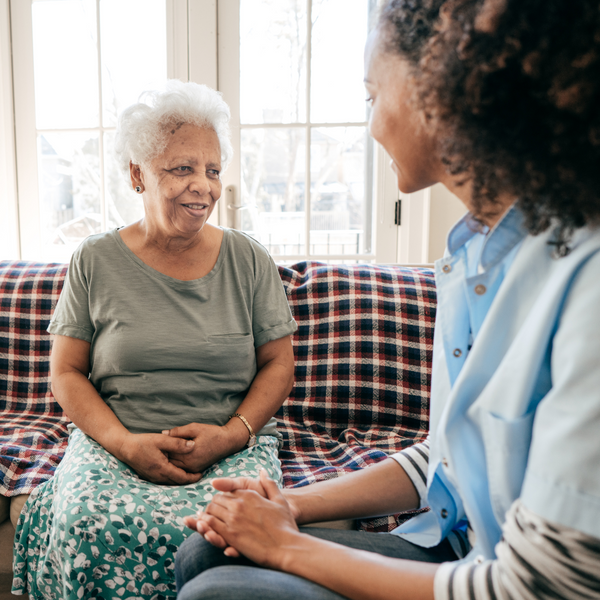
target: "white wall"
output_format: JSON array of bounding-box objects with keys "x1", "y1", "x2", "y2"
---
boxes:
[{"x1": 427, "y1": 183, "x2": 466, "y2": 263}]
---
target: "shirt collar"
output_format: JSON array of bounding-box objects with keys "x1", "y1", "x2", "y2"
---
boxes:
[{"x1": 446, "y1": 204, "x2": 528, "y2": 271}]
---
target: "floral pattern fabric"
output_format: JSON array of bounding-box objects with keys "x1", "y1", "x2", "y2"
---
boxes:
[{"x1": 12, "y1": 428, "x2": 281, "y2": 600}]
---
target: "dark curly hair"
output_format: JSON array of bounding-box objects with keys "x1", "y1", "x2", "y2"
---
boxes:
[{"x1": 380, "y1": 0, "x2": 600, "y2": 238}]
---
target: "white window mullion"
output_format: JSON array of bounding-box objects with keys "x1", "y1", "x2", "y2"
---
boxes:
[
  {"x1": 95, "y1": 0, "x2": 106, "y2": 232},
  {"x1": 166, "y1": 0, "x2": 190, "y2": 81},
  {"x1": 305, "y1": 0, "x2": 312, "y2": 256},
  {"x1": 10, "y1": 0, "x2": 40, "y2": 261},
  {"x1": 217, "y1": 0, "x2": 241, "y2": 229},
  {"x1": 0, "y1": 0, "x2": 20, "y2": 259}
]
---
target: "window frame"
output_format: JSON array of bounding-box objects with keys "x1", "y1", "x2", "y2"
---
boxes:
[{"x1": 3, "y1": 0, "x2": 460, "y2": 264}]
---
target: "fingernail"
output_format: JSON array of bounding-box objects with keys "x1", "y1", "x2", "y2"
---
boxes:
[
  {"x1": 162, "y1": 430, "x2": 169, "y2": 435},
  {"x1": 186, "y1": 440, "x2": 194, "y2": 447}
]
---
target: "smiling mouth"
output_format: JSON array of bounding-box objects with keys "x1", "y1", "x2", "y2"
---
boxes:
[{"x1": 182, "y1": 203, "x2": 209, "y2": 210}]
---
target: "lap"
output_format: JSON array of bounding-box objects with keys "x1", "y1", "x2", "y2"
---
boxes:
[
  {"x1": 176, "y1": 527, "x2": 457, "y2": 600},
  {"x1": 13, "y1": 427, "x2": 281, "y2": 600}
]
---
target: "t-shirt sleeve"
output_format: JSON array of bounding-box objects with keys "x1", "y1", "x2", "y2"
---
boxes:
[
  {"x1": 251, "y1": 252, "x2": 297, "y2": 348},
  {"x1": 47, "y1": 245, "x2": 94, "y2": 342}
]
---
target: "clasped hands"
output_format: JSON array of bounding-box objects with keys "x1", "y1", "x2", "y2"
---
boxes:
[
  {"x1": 183, "y1": 469, "x2": 302, "y2": 571},
  {"x1": 118, "y1": 422, "x2": 242, "y2": 486}
]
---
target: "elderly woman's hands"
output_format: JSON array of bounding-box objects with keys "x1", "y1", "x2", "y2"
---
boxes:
[
  {"x1": 118, "y1": 432, "x2": 203, "y2": 485},
  {"x1": 162, "y1": 421, "x2": 249, "y2": 474}
]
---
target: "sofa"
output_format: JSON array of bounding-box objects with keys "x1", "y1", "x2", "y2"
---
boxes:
[{"x1": 0, "y1": 259, "x2": 437, "y2": 599}]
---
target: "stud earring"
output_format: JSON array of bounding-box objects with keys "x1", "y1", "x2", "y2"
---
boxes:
[{"x1": 134, "y1": 186, "x2": 142, "y2": 193}]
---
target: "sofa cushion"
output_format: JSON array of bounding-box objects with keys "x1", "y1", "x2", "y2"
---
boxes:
[{"x1": 0, "y1": 261, "x2": 70, "y2": 497}]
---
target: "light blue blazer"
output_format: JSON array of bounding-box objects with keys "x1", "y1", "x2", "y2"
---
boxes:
[{"x1": 395, "y1": 212, "x2": 600, "y2": 560}]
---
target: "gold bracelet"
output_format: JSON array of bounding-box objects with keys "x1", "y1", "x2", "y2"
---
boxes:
[{"x1": 229, "y1": 413, "x2": 257, "y2": 448}]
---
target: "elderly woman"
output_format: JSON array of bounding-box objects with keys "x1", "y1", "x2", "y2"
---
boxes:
[
  {"x1": 12, "y1": 81, "x2": 296, "y2": 600},
  {"x1": 175, "y1": 1, "x2": 600, "y2": 599}
]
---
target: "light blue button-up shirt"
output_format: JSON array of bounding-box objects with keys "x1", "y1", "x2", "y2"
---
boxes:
[{"x1": 394, "y1": 206, "x2": 600, "y2": 560}]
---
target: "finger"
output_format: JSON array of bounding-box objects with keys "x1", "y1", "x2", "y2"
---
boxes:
[
  {"x1": 157, "y1": 435, "x2": 196, "y2": 455},
  {"x1": 260, "y1": 468, "x2": 283, "y2": 503},
  {"x1": 183, "y1": 515, "x2": 199, "y2": 530},
  {"x1": 163, "y1": 463, "x2": 202, "y2": 485},
  {"x1": 168, "y1": 457, "x2": 187, "y2": 468},
  {"x1": 223, "y1": 546, "x2": 241, "y2": 558},
  {"x1": 202, "y1": 528, "x2": 229, "y2": 550},
  {"x1": 212, "y1": 476, "x2": 259, "y2": 493},
  {"x1": 166, "y1": 424, "x2": 198, "y2": 439}
]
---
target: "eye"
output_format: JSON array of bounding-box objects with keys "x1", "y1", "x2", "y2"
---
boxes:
[
  {"x1": 173, "y1": 166, "x2": 192, "y2": 173},
  {"x1": 365, "y1": 96, "x2": 374, "y2": 106},
  {"x1": 208, "y1": 169, "x2": 221, "y2": 178}
]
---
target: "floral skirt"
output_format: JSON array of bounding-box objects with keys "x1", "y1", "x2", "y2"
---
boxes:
[{"x1": 12, "y1": 427, "x2": 281, "y2": 600}]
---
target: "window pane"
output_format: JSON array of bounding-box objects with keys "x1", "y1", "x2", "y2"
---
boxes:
[
  {"x1": 241, "y1": 128, "x2": 306, "y2": 255},
  {"x1": 38, "y1": 132, "x2": 101, "y2": 262},
  {"x1": 104, "y1": 132, "x2": 144, "y2": 229},
  {"x1": 240, "y1": 0, "x2": 307, "y2": 124},
  {"x1": 32, "y1": 0, "x2": 99, "y2": 129},
  {"x1": 311, "y1": 0, "x2": 370, "y2": 123},
  {"x1": 310, "y1": 126, "x2": 372, "y2": 255},
  {"x1": 100, "y1": 0, "x2": 167, "y2": 127}
]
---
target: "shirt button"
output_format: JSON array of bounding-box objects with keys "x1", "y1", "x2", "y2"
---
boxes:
[
  {"x1": 474, "y1": 284, "x2": 487, "y2": 295},
  {"x1": 441, "y1": 509, "x2": 448, "y2": 518},
  {"x1": 442, "y1": 264, "x2": 452, "y2": 273},
  {"x1": 442, "y1": 458, "x2": 448, "y2": 467},
  {"x1": 453, "y1": 348, "x2": 462, "y2": 357}
]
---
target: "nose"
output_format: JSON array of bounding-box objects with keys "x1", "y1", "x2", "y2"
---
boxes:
[{"x1": 189, "y1": 171, "x2": 212, "y2": 196}]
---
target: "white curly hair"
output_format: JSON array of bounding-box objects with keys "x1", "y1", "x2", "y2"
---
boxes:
[{"x1": 114, "y1": 80, "x2": 233, "y2": 179}]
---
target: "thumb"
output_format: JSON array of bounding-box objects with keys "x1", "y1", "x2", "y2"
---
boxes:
[
  {"x1": 158, "y1": 435, "x2": 195, "y2": 454},
  {"x1": 260, "y1": 469, "x2": 282, "y2": 502}
]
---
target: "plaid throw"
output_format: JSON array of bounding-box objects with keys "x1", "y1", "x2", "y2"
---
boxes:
[
  {"x1": 0, "y1": 261, "x2": 70, "y2": 496},
  {"x1": 276, "y1": 262, "x2": 436, "y2": 531},
  {"x1": 0, "y1": 259, "x2": 437, "y2": 531}
]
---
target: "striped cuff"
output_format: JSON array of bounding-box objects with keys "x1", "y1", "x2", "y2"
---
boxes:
[
  {"x1": 434, "y1": 560, "x2": 496, "y2": 600},
  {"x1": 390, "y1": 438, "x2": 430, "y2": 508}
]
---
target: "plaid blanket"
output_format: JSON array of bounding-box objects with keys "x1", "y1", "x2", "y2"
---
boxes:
[
  {"x1": 0, "y1": 261, "x2": 70, "y2": 496},
  {"x1": 0, "y1": 260, "x2": 436, "y2": 531},
  {"x1": 276, "y1": 262, "x2": 436, "y2": 531}
]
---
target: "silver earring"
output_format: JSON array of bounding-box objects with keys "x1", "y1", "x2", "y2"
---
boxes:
[{"x1": 135, "y1": 186, "x2": 142, "y2": 193}]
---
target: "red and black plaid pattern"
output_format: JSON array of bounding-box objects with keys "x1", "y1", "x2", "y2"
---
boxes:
[
  {"x1": 0, "y1": 261, "x2": 70, "y2": 496},
  {"x1": 0, "y1": 259, "x2": 437, "y2": 531},
  {"x1": 276, "y1": 261, "x2": 436, "y2": 531}
]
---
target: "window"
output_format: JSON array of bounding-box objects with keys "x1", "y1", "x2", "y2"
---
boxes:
[
  {"x1": 10, "y1": 0, "x2": 168, "y2": 262},
  {"x1": 218, "y1": 0, "x2": 380, "y2": 262},
  {"x1": 2, "y1": 0, "x2": 463, "y2": 264}
]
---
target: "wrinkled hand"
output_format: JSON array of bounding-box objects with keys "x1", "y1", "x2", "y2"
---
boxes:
[
  {"x1": 163, "y1": 423, "x2": 240, "y2": 474},
  {"x1": 190, "y1": 469, "x2": 301, "y2": 569},
  {"x1": 118, "y1": 432, "x2": 202, "y2": 485}
]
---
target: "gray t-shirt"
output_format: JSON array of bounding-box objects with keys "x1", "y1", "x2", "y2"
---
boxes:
[{"x1": 48, "y1": 228, "x2": 296, "y2": 435}]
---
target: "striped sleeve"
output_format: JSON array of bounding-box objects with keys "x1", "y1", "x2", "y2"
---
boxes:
[
  {"x1": 390, "y1": 437, "x2": 430, "y2": 508},
  {"x1": 433, "y1": 500, "x2": 600, "y2": 600}
]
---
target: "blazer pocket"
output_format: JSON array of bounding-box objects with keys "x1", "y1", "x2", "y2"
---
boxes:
[{"x1": 483, "y1": 410, "x2": 535, "y2": 524}]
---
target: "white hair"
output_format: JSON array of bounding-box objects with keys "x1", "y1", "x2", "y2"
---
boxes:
[{"x1": 114, "y1": 80, "x2": 233, "y2": 179}]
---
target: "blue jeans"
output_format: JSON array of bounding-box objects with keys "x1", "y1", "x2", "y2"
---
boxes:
[{"x1": 175, "y1": 527, "x2": 457, "y2": 600}]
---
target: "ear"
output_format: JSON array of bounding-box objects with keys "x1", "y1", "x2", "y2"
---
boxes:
[{"x1": 129, "y1": 161, "x2": 143, "y2": 190}]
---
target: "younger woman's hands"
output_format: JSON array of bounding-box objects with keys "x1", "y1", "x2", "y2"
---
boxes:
[
  {"x1": 117, "y1": 432, "x2": 202, "y2": 485},
  {"x1": 188, "y1": 470, "x2": 302, "y2": 569}
]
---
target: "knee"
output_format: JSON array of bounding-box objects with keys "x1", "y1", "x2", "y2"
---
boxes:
[{"x1": 175, "y1": 533, "x2": 227, "y2": 592}]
